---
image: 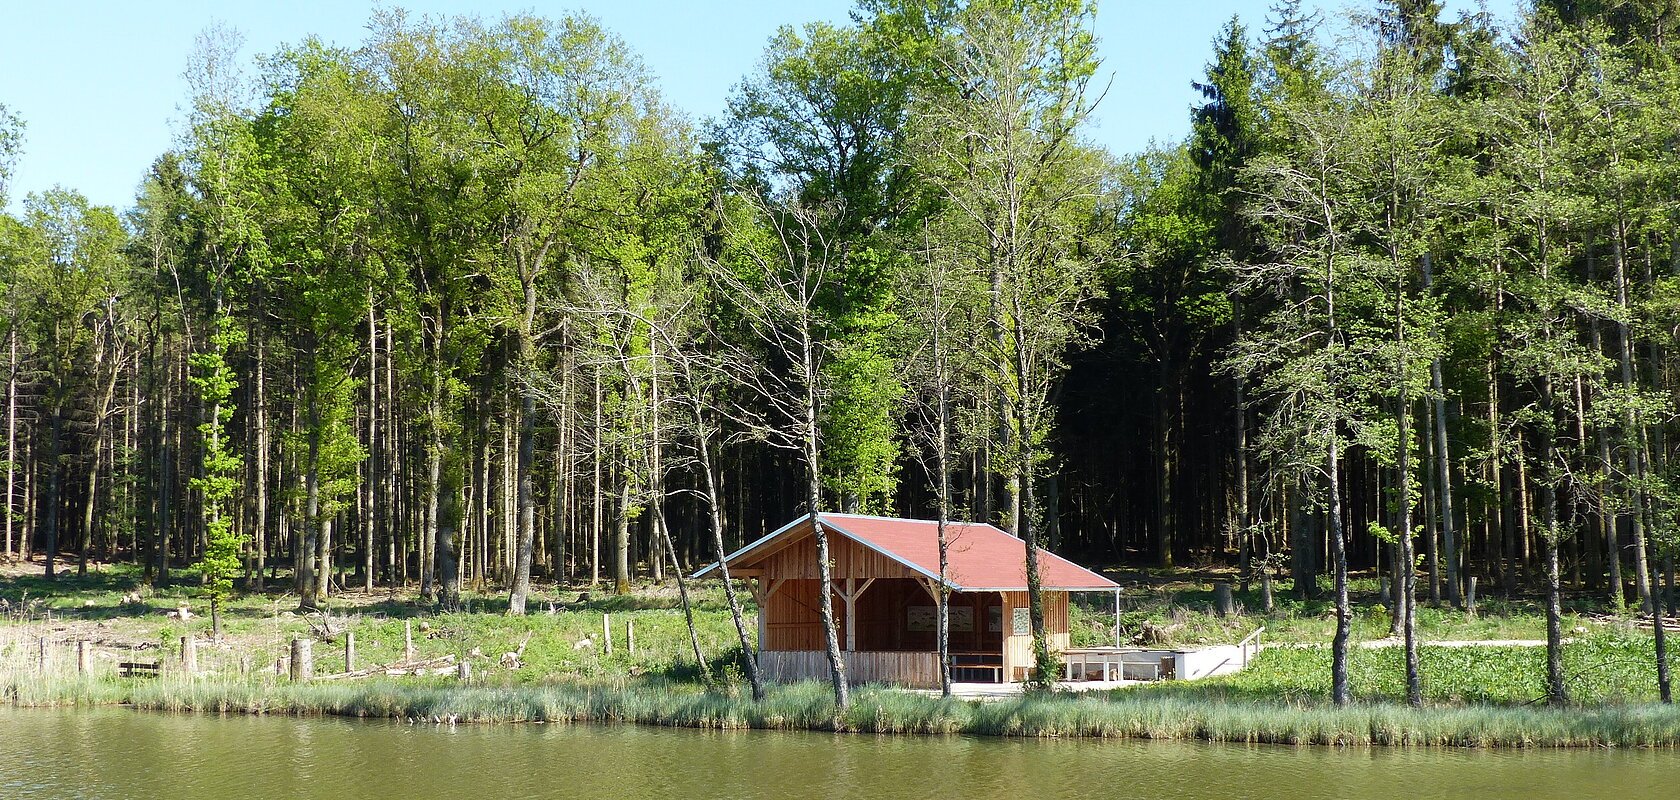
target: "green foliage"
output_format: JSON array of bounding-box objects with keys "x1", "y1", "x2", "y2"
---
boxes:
[
  {"x1": 190, "y1": 316, "x2": 246, "y2": 607},
  {"x1": 0, "y1": 102, "x2": 21, "y2": 203}
]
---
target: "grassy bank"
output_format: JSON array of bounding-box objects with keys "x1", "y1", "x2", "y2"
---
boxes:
[
  {"x1": 8, "y1": 671, "x2": 1680, "y2": 748},
  {"x1": 1136, "y1": 633, "x2": 1670, "y2": 706},
  {"x1": 6, "y1": 561, "x2": 1678, "y2": 749}
]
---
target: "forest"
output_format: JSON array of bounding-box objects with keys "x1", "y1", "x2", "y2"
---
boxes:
[{"x1": 0, "y1": 0, "x2": 1677, "y2": 701}]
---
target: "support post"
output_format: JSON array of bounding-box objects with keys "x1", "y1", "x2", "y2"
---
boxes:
[
  {"x1": 842, "y1": 578, "x2": 856, "y2": 652},
  {"x1": 751, "y1": 581, "x2": 766, "y2": 654},
  {"x1": 290, "y1": 638, "x2": 313, "y2": 682},
  {"x1": 1113, "y1": 590, "x2": 1122, "y2": 647},
  {"x1": 626, "y1": 618, "x2": 636, "y2": 656},
  {"x1": 832, "y1": 577, "x2": 875, "y2": 653},
  {"x1": 345, "y1": 631, "x2": 356, "y2": 673}
]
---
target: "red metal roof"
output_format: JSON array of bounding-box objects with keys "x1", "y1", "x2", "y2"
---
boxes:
[{"x1": 699, "y1": 513, "x2": 1119, "y2": 592}]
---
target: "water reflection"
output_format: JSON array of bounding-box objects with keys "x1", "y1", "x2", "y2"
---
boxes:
[{"x1": 0, "y1": 707, "x2": 1671, "y2": 800}]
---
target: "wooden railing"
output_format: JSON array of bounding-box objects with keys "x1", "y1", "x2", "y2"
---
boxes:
[{"x1": 757, "y1": 650, "x2": 941, "y2": 688}]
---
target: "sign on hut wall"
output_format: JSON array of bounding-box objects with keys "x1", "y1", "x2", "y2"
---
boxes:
[
  {"x1": 1012, "y1": 607, "x2": 1032, "y2": 636},
  {"x1": 907, "y1": 606, "x2": 974, "y2": 632}
]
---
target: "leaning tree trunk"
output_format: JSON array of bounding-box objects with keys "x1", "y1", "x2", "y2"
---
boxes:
[
  {"x1": 652, "y1": 494, "x2": 709, "y2": 683},
  {"x1": 695, "y1": 411, "x2": 764, "y2": 700}
]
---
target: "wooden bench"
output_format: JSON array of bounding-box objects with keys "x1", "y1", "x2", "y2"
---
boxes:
[
  {"x1": 118, "y1": 661, "x2": 160, "y2": 678},
  {"x1": 951, "y1": 653, "x2": 1004, "y2": 683}
]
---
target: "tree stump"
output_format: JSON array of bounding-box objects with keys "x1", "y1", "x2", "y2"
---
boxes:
[
  {"x1": 1467, "y1": 577, "x2": 1478, "y2": 619},
  {"x1": 603, "y1": 614, "x2": 613, "y2": 655},
  {"x1": 181, "y1": 635, "x2": 198, "y2": 675},
  {"x1": 1214, "y1": 582, "x2": 1234, "y2": 618},
  {"x1": 345, "y1": 631, "x2": 356, "y2": 673},
  {"x1": 76, "y1": 641, "x2": 91, "y2": 675}
]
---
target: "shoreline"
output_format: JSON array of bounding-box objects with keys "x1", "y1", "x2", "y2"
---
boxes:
[{"x1": 8, "y1": 675, "x2": 1680, "y2": 749}]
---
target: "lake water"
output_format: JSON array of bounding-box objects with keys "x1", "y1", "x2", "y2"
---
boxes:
[{"x1": 0, "y1": 707, "x2": 1674, "y2": 799}]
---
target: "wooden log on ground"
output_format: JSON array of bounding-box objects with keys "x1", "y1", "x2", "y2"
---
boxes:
[{"x1": 316, "y1": 654, "x2": 457, "y2": 681}]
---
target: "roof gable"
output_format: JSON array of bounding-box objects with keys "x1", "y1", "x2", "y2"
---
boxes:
[{"x1": 695, "y1": 513, "x2": 1119, "y2": 592}]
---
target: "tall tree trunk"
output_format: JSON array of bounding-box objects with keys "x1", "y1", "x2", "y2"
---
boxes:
[
  {"x1": 1398, "y1": 387, "x2": 1421, "y2": 707},
  {"x1": 363, "y1": 291, "x2": 377, "y2": 593},
  {"x1": 1234, "y1": 297, "x2": 1252, "y2": 592},
  {"x1": 1537, "y1": 384, "x2": 1568, "y2": 706},
  {"x1": 42, "y1": 401, "x2": 63, "y2": 579},
  {"x1": 591, "y1": 369, "x2": 603, "y2": 588},
  {"x1": 4, "y1": 331, "x2": 14, "y2": 560},
  {"x1": 614, "y1": 469, "x2": 632, "y2": 595},
  {"x1": 421, "y1": 363, "x2": 442, "y2": 604},
  {"x1": 801, "y1": 317, "x2": 848, "y2": 710},
  {"x1": 1328, "y1": 434, "x2": 1351, "y2": 707},
  {"x1": 1423, "y1": 254, "x2": 1459, "y2": 606},
  {"x1": 935, "y1": 328, "x2": 954, "y2": 699},
  {"x1": 253, "y1": 320, "x2": 268, "y2": 592},
  {"x1": 509, "y1": 329, "x2": 537, "y2": 613},
  {"x1": 1613, "y1": 236, "x2": 1653, "y2": 611},
  {"x1": 1155, "y1": 360, "x2": 1174, "y2": 567},
  {"x1": 298, "y1": 369, "x2": 323, "y2": 612}
]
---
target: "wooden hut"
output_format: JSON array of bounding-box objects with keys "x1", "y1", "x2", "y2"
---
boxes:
[{"x1": 695, "y1": 513, "x2": 1121, "y2": 687}]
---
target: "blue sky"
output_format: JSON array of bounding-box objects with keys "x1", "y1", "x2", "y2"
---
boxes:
[{"x1": 1, "y1": 0, "x2": 1519, "y2": 213}]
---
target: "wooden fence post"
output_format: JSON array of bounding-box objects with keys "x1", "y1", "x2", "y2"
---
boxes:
[
  {"x1": 290, "y1": 638, "x2": 313, "y2": 682},
  {"x1": 603, "y1": 613, "x2": 613, "y2": 655},
  {"x1": 181, "y1": 635, "x2": 198, "y2": 675},
  {"x1": 626, "y1": 618, "x2": 636, "y2": 656},
  {"x1": 404, "y1": 621, "x2": 414, "y2": 662},
  {"x1": 36, "y1": 637, "x2": 49, "y2": 673},
  {"x1": 1467, "y1": 577, "x2": 1478, "y2": 618},
  {"x1": 76, "y1": 641, "x2": 91, "y2": 675},
  {"x1": 345, "y1": 631, "x2": 356, "y2": 673}
]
